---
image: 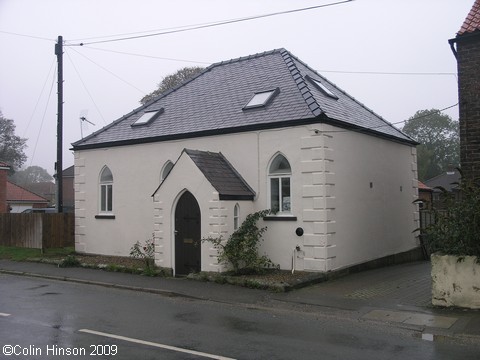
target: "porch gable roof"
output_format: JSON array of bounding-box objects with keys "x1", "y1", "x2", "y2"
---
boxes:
[
  {"x1": 154, "y1": 149, "x2": 255, "y2": 201},
  {"x1": 184, "y1": 149, "x2": 255, "y2": 201}
]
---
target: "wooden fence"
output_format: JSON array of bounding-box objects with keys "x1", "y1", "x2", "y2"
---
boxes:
[{"x1": 0, "y1": 213, "x2": 74, "y2": 249}]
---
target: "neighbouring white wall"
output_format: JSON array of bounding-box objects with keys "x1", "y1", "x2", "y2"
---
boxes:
[
  {"x1": 75, "y1": 123, "x2": 418, "y2": 272},
  {"x1": 9, "y1": 203, "x2": 35, "y2": 213},
  {"x1": 432, "y1": 254, "x2": 480, "y2": 309}
]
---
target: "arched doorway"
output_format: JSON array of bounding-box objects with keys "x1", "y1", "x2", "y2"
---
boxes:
[{"x1": 174, "y1": 191, "x2": 201, "y2": 275}]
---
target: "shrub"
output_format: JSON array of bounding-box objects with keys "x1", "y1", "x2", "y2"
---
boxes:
[
  {"x1": 425, "y1": 173, "x2": 480, "y2": 258},
  {"x1": 58, "y1": 255, "x2": 80, "y2": 268},
  {"x1": 204, "y1": 210, "x2": 278, "y2": 275},
  {"x1": 130, "y1": 234, "x2": 156, "y2": 276}
]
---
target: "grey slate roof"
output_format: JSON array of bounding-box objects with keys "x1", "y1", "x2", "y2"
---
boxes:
[
  {"x1": 62, "y1": 165, "x2": 74, "y2": 177},
  {"x1": 183, "y1": 149, "x2": 255, "y2": 201},
  {"x1": 72, "y1": 49, "x2": 415, "y2": 150},
  {"x1": 424, "y1": 169, "x2": 461, "y2": 192}
]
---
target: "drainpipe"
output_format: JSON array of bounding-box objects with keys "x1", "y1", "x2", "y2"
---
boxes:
[
  {"x1": 293, "y1": 227, "x2": 304, "y2": 274},
  {"x1": 292, "y1": 248, "x2": 296, "y2": 274},
  {"x1": 292, "y1": 245, "x2": 301, "y2": 274}
]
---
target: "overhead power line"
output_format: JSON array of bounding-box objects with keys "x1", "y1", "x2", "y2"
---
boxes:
[
  {"x1": 81, "y1": 46, "x2": 211, "y2": 65},
  {"x1": 0, "y1": 30, "x2": 54, "y2": 42},
  {"x1": 67, "y1": 0, "x2": 354, "y2": 46},
  {"x1": 28, "y1": 63, "x2": 57, "y2": 176},
  {"x1": 75, "y1": 43, "x2": 453, "y2": 78},
  {"x1": 67, "y1": 47, "x2": 147, "y2": 95},
  {"x1": 397, "y1": 103, "x2": 459, "y2": 124},
  {"x1": 79, "y1": 45, "x2": 455, "y2": 77},
  {"x1": 65, "y1": 49, "x2": 108, "y2": 126},
  {"x1": 318, "y1": 103, "x2": 459, "y2": 134},
  {"x1": 0, "y1": 0, "x2": 353, "y2": 46},
  {"x1": 22, "y1": 58, "x2": 56, "y2": 138}
]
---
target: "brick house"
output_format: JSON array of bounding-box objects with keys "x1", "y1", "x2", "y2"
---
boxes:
[
  {"x1": 6, "y1": 181, "x2": 49, "y2": 213},
  {"x1": 449, "y1": 0, "x2": 480, "y2": 180},
  {"x1": 23, "y1": 166, "x2": 75, "y2": 212}
]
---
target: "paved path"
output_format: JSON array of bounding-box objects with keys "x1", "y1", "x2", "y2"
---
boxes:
[
  {"x1": 280, "y1": 261, "x2": 431, "y2": 308},
  {"x1": 272, "y1": 262, "x2": 480, "y2": 342}
]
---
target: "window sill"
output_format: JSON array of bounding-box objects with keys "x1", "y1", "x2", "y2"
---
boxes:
[
  {"x1": 263, "y1": 215, "x2": 297, "y2": 221},
  {"x1": 95, "y1": 214, "x2": 116, "y2": 220}
]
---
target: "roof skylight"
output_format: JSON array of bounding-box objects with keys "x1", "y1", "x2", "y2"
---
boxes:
[
  {"x1": 131, "y1": 108, "x2": 164, "y2": 126},
  {"x1": 243, "y1": 88, "x2": 279, "y2": 109},
  {"x1": 306, "y1": 76, "x2": 338, "y2": 99}
]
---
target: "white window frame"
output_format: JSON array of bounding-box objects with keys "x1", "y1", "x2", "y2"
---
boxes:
[
  {"x1": 268, "y1": 154, "x2": 292, "y2": 215},
  {"x1": 243, "y1": 88, "x2": 280, "y2": 110},
  {"x1": 131, "y1": 108, "x2": 164, "y2": 127},
  {"x1": 234, "y1": 203, "x2": 240, "y2": 230},
  {"x1": 306, "y1": 75, "x2": 338, "y2": 99},
  {"x1": 99, "y1": 166, "x2": 113, "y2": 214}
]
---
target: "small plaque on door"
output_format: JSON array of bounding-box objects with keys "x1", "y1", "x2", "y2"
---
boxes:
[{"x1": 183, "y1": 238, "x2": 193, "y2": 244}]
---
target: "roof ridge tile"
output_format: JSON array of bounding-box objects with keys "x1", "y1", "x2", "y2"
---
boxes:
[{"x1": 279, "y1": 49, "x2": 323, "y2": 117}]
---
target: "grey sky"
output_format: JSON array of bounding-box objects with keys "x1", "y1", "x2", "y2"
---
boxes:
[{"x1": 0, "y1": 0, "x2": 472, "y2": 174}]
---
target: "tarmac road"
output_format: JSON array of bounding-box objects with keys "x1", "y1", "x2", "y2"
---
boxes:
[{"x1": 1, "y1": 273, "x2": 479, "y2": 360}]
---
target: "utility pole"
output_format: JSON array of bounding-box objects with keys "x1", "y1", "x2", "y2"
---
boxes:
[{"x1": 55, "y1": 36, "x2": 63, "y2": 213}]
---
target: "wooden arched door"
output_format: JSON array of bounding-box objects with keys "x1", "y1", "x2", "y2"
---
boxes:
[{"x1": 174, "y1": 191, "x2": 201, "y2": 275}]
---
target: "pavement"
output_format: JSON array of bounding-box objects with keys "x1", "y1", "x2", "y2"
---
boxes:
[{"x1": 1, "y1": 259, "x2": 479, "y2": 344}]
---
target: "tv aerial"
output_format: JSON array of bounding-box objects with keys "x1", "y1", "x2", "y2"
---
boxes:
[{"x1": 79, "y1": 110, "x2": 95, "y2": 138}]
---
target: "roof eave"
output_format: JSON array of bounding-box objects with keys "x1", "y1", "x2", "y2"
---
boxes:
[
  {"x1": 72, "y1": 114, "x2": 416, "y2": 152},
  {"x1": 71, "y1": 117, "x2": 322, "y2": 151},
  {"x1": 449, "y1": 28, "x2": 480, "y2": 45},
  {"x1": 319, "y1": 114, "x2": 419, "y2": 146}
]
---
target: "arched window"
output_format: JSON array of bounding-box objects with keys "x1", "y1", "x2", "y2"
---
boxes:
[
  {"x1": 268, "y1": 154, "x2": 291, "y2": 214},
  {"x1": 234, "y1": 203, "x2": 240, "y2": 230},
  {"x1": 99, "y1": 166, "x2": 113, "y2": 213},
  {"x1": 161, "y1": 161, "x2": 174, "y2": 181}
]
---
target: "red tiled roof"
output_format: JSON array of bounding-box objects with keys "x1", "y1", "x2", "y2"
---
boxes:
[
  {"x1": 418, "y1": 181, "x2": 433, "y2": 191},
  {"x1": 6, "y1": 181, "x2": 49, "y2": 203},
  {"x1": 0, "y1": 161, "x2": 10, "y2": 169},
  {"x1": 458, "y1": 0, "x2": 480, "y2": 35}
]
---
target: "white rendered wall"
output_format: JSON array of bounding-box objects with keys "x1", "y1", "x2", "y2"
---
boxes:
[
  {"x1": 331, "y1": 129, "x2": 419, "y2": 270},
  {"x1": 75, "y1": 123, "x2": 418, "y2": 272},
  {"x1": 75, "y1": 132, "x2": 260, "y2": 259}
]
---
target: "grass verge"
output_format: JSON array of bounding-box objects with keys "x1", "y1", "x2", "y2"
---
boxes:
[{"x1": 0, "y1": 246, "x2": 75, "y2": 261}]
